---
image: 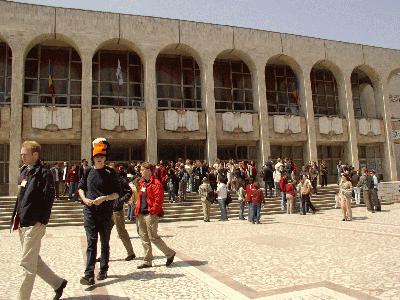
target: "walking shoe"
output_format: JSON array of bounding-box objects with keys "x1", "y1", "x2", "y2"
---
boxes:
[
  {"x1": 125, "y1": 254, "x2": 136, "y2": 261},
  {"x1": 80, "y1": 276, "x2": 95, "y2": 286},
  {"x1": 137, "y1": 263, "x2": 152, "y2": 269},
  {"x1": 166, "y1": 252, "x2": 176, "y2": 267},
  {"x1": 95, "y1": 257, "x2": 101, "y2": 262},
  {"x1": 96, "y1": 271, "x2": 107, "y2": 281},
  {"x1": 53, "y1": 279, "x2": 67, "y2": 300}
]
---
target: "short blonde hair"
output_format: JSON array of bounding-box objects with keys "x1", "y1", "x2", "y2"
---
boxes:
[
  {"x1": 141, "y1": 162, "x2": 154, "y2": 170},
  {"x1": 21, "y1": 141, "x2": 41, "y2": 154}
]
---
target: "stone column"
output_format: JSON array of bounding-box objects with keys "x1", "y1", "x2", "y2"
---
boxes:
[
  {"x1": 143, "y1": 55, "x2": 157, "y2": 163},
  {"x1": 339, "y1": 73, "x2": 359, "y2": 169},
  {"x1": 8, "y1": 47, "x2": 24, "y2": 195},
  {"x1": 201, "y1": 57, "x2": 217, "y2": 165},
  {"x1": 252, "y1": 61, "x2": 270, "y2": 167},
  {"x1": 377, "y1": 81, "x2": 397, "y2": 180},
  {"x1": 80, "y1": 51, "x2": 93, "y2": 162},
  {"x1": 299, "y1": 66, "x2": 318, "y2": 163}
]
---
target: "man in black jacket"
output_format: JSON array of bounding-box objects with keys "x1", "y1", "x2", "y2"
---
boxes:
[{"x1": 10, "y1": 141, "x2": 67, "y2": 300}]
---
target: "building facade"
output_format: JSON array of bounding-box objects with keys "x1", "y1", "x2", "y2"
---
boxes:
[{"x1": 0, "y1": 1, "x2": 399, "y2": 194}]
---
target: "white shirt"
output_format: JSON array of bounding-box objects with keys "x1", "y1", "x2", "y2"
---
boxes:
[
  {"x1": 216, "y1": 182, "x2": 227, "y2": 199},
  {"x1": 62, "y1": 166, "x2": 68, "y2": 180}
]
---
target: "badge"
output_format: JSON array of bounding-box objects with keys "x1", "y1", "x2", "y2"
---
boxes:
[{"x1": 141, "y1": 187, "x2": 146, "y2": 192}]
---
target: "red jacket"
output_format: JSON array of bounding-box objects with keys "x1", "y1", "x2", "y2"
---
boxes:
[
  {"x1": 66, "y1": 169, "x2": 79, "y2": 183},
  {"x1": 251, "y1": 188, "x2": 264, "y2": 204},
  {"x1": 245, "y1": 183, "x2": 254, "y2": 201},
  {"x1": 280, "y1": 177, "x2": 288, "y2": 193},
  {"x1": 134, "y1": 176, "x2": 164, "y2": 217},
  {"x1": 285, "y1": 183, "x2": 296, "y2": 197}
]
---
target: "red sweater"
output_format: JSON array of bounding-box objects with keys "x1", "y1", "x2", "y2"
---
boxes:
[
  {"x1": 251, "y1": 188, "x2": 265, "y2": 204},
  {"x1": 66, "y1": 169, "x2": 79, "y2": 183}
]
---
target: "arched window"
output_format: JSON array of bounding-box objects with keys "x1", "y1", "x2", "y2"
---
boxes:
[
  {"x1": 266, "y1": 64, "x2": 299, "y2": 114},
  {"x1": 214, "y1": 59, "x2": 253, "y2": 112},
  {"x1": 0, "y1": 43, "x2": 12, "y2": 104},
  {"x1": 24, "y1": 45, "x2": 81, "y2": 106},
  {"x1": 156, "y1": 55, "x2": 201, "y2": 110},
  {"x1": 311, "y1": 68, "x2": 339, "y2": 116},
  {"x1": 92, "y1": 50, "x2": 143, "y2": 108},
  {"x1": 351, "y1": 68, "x2": 376, "y2": 118}
]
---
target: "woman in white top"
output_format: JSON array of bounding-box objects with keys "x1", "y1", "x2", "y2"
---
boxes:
[{"x1": 216, "y1": 176, "x2": 228, "y2": 221}]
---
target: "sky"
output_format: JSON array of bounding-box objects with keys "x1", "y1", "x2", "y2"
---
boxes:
[{"x1": 10, "y1": 0, "x2": 400, "y2": 49}]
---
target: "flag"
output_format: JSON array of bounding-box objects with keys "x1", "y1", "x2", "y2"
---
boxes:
[
  {"x1": 116, "y1": 59, "x2": 123, "y2": 86},
  {"x1": 48, "y1": 60, "x2": 55, "y2": 96}
]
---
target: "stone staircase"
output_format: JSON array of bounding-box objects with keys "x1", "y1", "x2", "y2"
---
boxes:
[{"x1": 0, "y1": 185, "x2": 394, "y2": 230}]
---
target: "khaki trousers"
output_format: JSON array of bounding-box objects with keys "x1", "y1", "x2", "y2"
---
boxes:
[
  {"x1": 362, "y1": 190, "x2": 374, "y2": 211},
  {"x1": 137, "y1": 214, "x2": 174, "y2": 265},
  {"x1": 286, "y1": 195, "x2": 295, "y2": 214},
  {"x1": 201, "y1": 200, "x2": 211, "y2": 221},
  {"x1": 18, "y1": 223, "x2": 63, "y2": 300},
  {"x1": 113, "y1": 210, "x2": 135, "y2": 256}
]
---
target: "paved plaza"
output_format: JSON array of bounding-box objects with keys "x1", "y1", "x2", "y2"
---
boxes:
[{"x1": 1, "y1": 203, "x2": 400, "y2": 300}]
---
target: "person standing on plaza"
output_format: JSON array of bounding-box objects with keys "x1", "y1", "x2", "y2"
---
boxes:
[
  {"x1": 78, "y1": 138, "x2": 121, "y2": 285},
  {"x1": 245, "y1": 177, "x2": 254, "y2": 222},
  {"x1": 50, "y1": 162, "x2": 61, "y2": 199},
  {"x1": 262, "y1": 163, "x2": 274, "y2": 198},
  {"x1": 66, "y1": 164, "x2": 79, "y2": 201},
  {"x1": 279, "y1": 171, "x2": 288, "y2": 211},
  {"x1": 10, "y1": 141, "x2": 67, "y2": 300},
  {"x1": 178, "y1": 165, "x2": 189, "y2": 202},
  {"x1": 273, "y1": 166, "x2": 282, "y2": 197},
  {"x1": 357, "y1": 167, "x2": 375, "y2": 213},
  {"x1": 319, "y1": 160, "x2": 328, "y2": 187},
  {"x1": 216, "y1": 175, "x2": 229, "y2": 221},
  {"x1": 339, "y1": 173, "x2": 353, "y2": 221},
  {"x1": 298, "y1": 175, "x2": 316, "y2": 215},
  {"x1": 198, "y1": 177, "x2": 213, "y2": 222},
  {"x1": 79, "y1": 159, "x2": 90, "y2": 180},
  {"x1": 135, "y1": 162, "x2": 176, "y2": 269},
  {"x1": 370, "y1": 170, "x2": 381, "y2": 211},
  {"x1": 310, "y1": 161, "x2": 319, "y2": 194},
  {"x1": 251, "y1": 182, "x2": 265, "y2": 224},
  {"x1": 61, "y1": 161, "x2": 69, "y2": 196},
  {"x1": 237, "y1": 182, "x2": 246, "y2": 220},
  {"x1": 285, "y1": 179, "x2": 296, "y2": 214},
  {"x1": 351, "y1": 170, "x2": 361, "y2": 206}
]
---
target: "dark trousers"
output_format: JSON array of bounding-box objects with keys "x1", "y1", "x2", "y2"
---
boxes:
[
  {"x1": 83, "y1": 208, "x2": 113, "y2": 278},
  {"x1": 264, "y1": 181, "x2": 274, "y2": 198},
  {"x1": 311, "y1": 178, "x2": 318, "y2": 193},
  {"x1": 301, "y1": 194, "x2": 315, "y2": 214},
  {"x1": 362, "y1": 190, "x2": 374, "y2": 211},
  {"x1": 370, "y1": 189, "x2": 381, "y2": 211},
  {"x1": 320, "y1": 175, "x2": 327, "y2": 187}
]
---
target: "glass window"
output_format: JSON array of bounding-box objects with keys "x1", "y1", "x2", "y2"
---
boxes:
[
  {"x1": 311, "y1": 68, "x2": 339, "y2": 116},
  {"x1": 0, "y1": 43, "x2": 12, "y2": 105},
  {"x1": 351, "y1": 70, "x2": 373, "y2": 118},
  {"x1": 265, "y1": 65, "x2": 299, "y2": 115},
  {"x1": 92, "y1": 50, "x2": 143, "y2": 108},
  {"x1": 214, "y1": 59, "x2": 253, "y2": 112},
  {"x1": 156, "y1": 55, "x2": 201, "y2": 110},
  {"x1": 24, "y1": 45, "x2": 81, "y2": 107},
  {"x1": 358, "y1": 144, "x2": 383, "y2": 175}
]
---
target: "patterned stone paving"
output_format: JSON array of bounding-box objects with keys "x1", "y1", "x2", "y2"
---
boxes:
[{"x1": 1, "y1": 203, "x2": 400, "y2": 299}]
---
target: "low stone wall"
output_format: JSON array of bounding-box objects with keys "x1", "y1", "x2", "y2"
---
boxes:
[{"x1": 378, "y1": 181, "x2": 400, "y2": 203}]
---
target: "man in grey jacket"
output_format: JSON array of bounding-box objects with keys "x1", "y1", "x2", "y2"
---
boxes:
[{"x1": 357, "y1": 167, "x2": 375, "y2": 213}]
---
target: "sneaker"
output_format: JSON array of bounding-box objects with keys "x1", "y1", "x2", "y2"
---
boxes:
[
  {"x1": 125, "y1": 254, "x2": 136, "y2": 261},
  {"x1": 53, "y1": 279, "x2": 67, "y2": 300},
  {"x1": 166, "y1": 252, "x2": 176, "y2": 267},
  {"x1": 80, "y1": 276, "x2": 95, "y2": 286},
  {"x1": 96, "y1": 271, "x2": 107, "y2": 281},
  {"x1": 95, "y1": 257, "x2": 100, "y2": 262}
]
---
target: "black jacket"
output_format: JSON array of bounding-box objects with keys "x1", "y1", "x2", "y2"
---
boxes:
[
  {"x1": 113, "y1": 175, "x2": 133, "y2": 212},
  {"x1": 10, "y1": 161, "x2": 55, "y2": 230}
]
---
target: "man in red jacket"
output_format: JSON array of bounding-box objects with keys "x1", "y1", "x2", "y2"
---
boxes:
[{"x1": 135, "y1": 162, "x2": 176, "y2": 269}]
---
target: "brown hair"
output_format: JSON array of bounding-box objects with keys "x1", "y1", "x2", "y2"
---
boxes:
[
  {"x1": 21, "y1": 141, "x2": 41, "y2": 154},
  {"x1": 141, "y1": 162, "x2": 154, "y2": 170}
]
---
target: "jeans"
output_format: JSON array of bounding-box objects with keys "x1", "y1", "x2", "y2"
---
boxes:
[
  {"x1": 167, "y1": 182, "x2": 176, "y2": 202},
  {"x1": 83, "y1": 208, "x2": 113, "y2": 278},
  {"x1": 274, "y1": 182, "x2": 281, "y2": 197},
  {"x1": 301, "y1": 194, "x2": 315, "y2": 214},
  {"x1": 247, "y1": 201, "x2": 253, "y2": 222},
  {"x1": 252, "y1": 203, "x2": 261, "y2": 223},
  {"x1": 239, "y1": 200, "x2": 245, "y2": 219},
  {"x1": 353, "y1": 187, "x2": 361, "y2": 205},
  {"x1": 68, "y1": 181, "x2": 78, "y2": 200},
  {"x1": 127, "y1": 204, "x2": 134, "y2": 221},
  {"x1": 218, "y1": 198, "x2": 228, "y2": 220},
  {"x1": 264, "y1": 181, "x2": 274, "y2": 198},
  {"x1": 280, "y1": 192, "x2": 287, "y2": 210}
]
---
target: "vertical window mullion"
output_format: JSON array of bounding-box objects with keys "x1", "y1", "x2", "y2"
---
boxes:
[
  {"x1": 98, "y1": 51, "x2": 101, "y2": 107},
  {"x1": 68, "y1": 48, "x2": 71, "y2": 107},
  {"x1": 37, "y1": 46, "x2": 41, "y2": 103},
  {"x1": 4, "y1": 45, "x2": 8, "y2": 99},
  {"x1": 229, "y1": 61, "x2": 233, "y2": 111},
  {"x1": 180, "y1": 55, "x2": 184, "y2": 109},
  {"x1": 126, "y1": 52, "x2": 129, "y2": 104}
]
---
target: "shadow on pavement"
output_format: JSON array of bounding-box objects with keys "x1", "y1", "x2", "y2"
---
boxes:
[
  {"x1": 63, "y1": 296, "x2": 130, "y2": 300},
  {"x1": 84, "y1": 271, "x2": 185, "y2": 291}
]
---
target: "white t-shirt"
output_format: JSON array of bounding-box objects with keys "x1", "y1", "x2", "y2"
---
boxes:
[{"x1": 216, "y1": 182, "x2": 227, "y2": 199}]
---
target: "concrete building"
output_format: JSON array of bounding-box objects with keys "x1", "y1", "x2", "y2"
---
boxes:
[{"x1": 0, "y1": 1, "x2": 399, "y2": 194}]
